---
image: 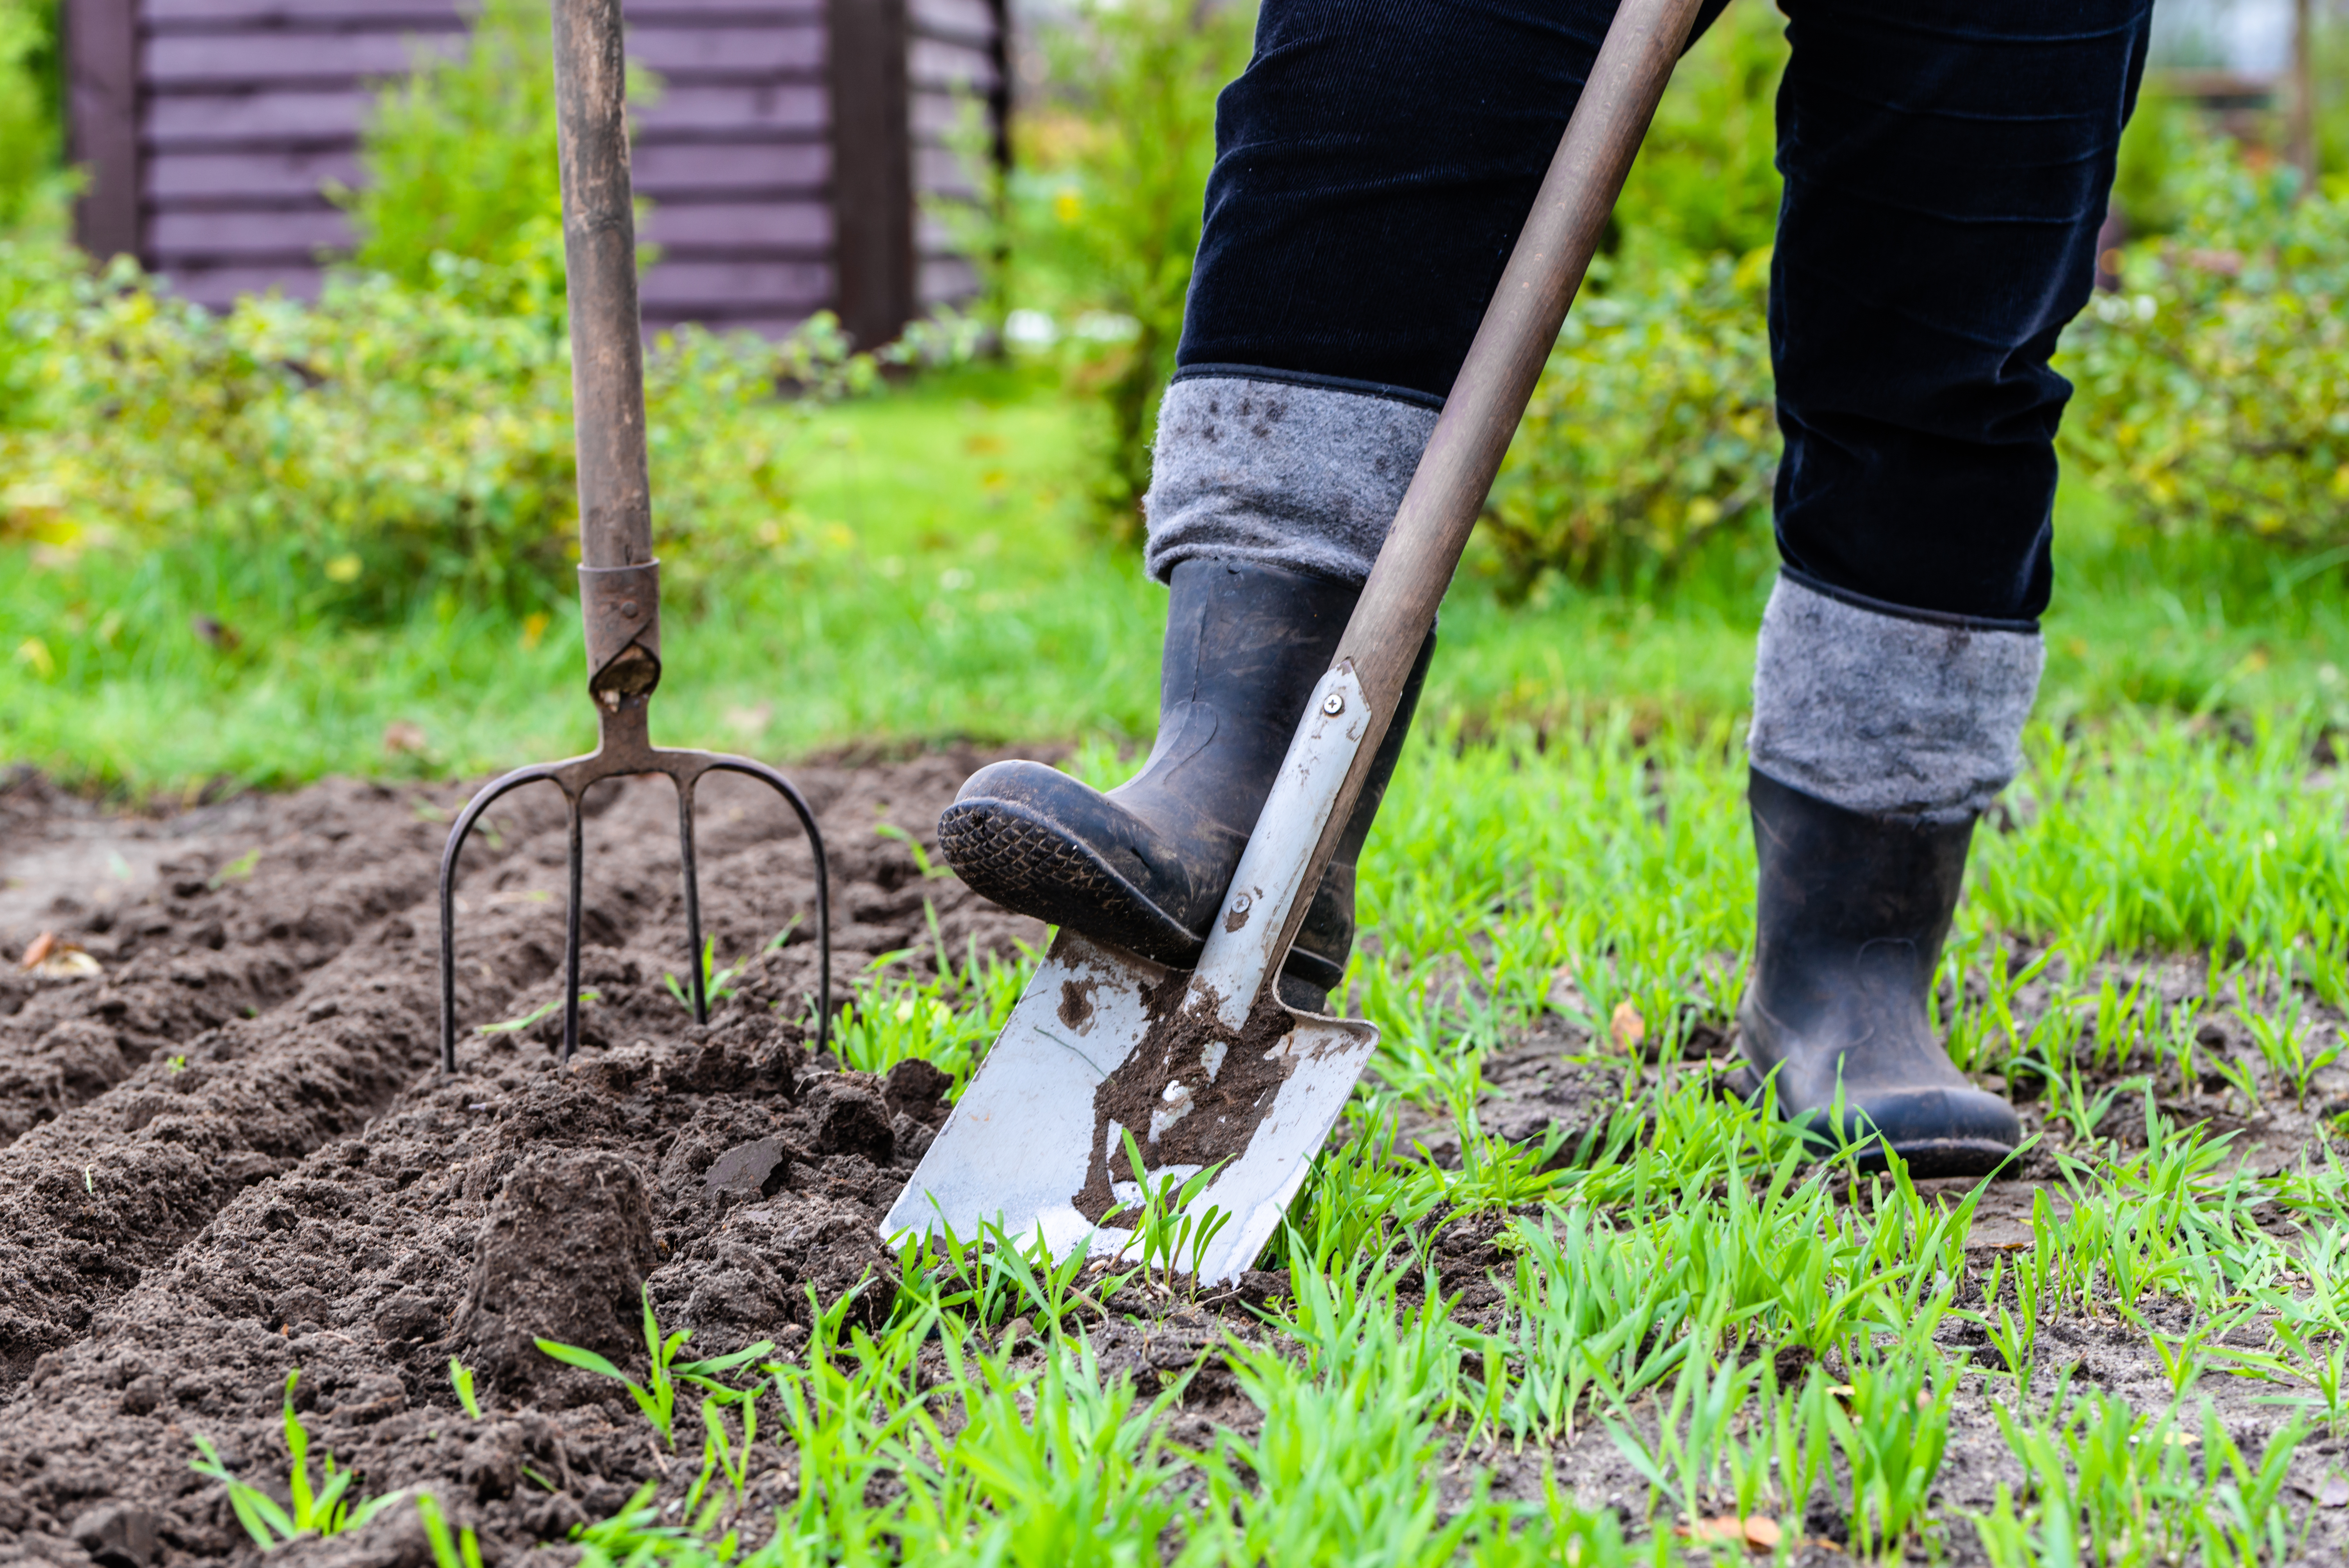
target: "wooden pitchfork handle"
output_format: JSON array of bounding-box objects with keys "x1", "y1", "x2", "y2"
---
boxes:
[{"x1": 554, "y1": 0, "x2": 665, "y2": 701}]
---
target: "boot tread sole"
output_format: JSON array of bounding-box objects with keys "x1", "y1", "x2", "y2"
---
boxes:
[{"x1": 938, "y1": 797, "x2": 1205, "y2": 968}]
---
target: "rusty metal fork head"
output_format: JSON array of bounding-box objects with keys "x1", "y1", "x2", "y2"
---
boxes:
[
  {"x1": 435, "y1": 0, "x2": 828, "y2": 1075},
  {"x1": 434, "y1": 562, "x2": 832, "y2": 1073}
]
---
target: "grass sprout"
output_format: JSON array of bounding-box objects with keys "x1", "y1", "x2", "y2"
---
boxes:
[
  {"x1": 1104, "y1": 1128, "x2": 1232, "y2": 1288},
  {"x1": 476, "y1": 988, "x2": 599, "y2": 1035},
  {"x1": 535, "y1": 1286, "x2": 770, "y2": 1447},
  {"x1": 447, "y1": 1356, "x2": 481, "y2": 1419},
  {"x1": 413, "y1": 1492, "x2": 484, "y2": 1568},
  {"x1": 663, "y1": 922, "x2": 797, "y2": 1014},
  {"x1": 189, "y1": 1370, "x2": 399, "y2": 1548}
]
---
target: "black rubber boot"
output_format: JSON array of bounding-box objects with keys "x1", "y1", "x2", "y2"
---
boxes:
[
  {"x1": 937, "y1": 558, "x2": 1430, "y2": 1011},
  {"x1": 1738, "y1": 767, "x2": 2021, "y2": 1177}
]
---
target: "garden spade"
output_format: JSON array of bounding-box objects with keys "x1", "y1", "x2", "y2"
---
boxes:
[
  {"x1": 434, "y1": 0, "x2": 830, "y2": 1071},
  {"x1": 884, "y1": 0, "x2": 1705, "y2": 1279}
]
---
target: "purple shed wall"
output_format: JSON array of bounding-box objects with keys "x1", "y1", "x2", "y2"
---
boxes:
[{"x1": 64, "y1": 0, "x2": 1003, "y2": 343}]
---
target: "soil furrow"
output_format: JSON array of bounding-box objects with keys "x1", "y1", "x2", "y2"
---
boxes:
[
  {"x1": 0, "y1": 779, "x2": 570, "y2": 1152},
  {"x1": 0, "y1": 751, "x2": 1041, "y2": 1403},
  {"x1": 0, "y1": 1007, "x2": 923, "y2": 1563},
  {"x1": 0, "y1": 747, "x2": 1048, "y2": 1564}
]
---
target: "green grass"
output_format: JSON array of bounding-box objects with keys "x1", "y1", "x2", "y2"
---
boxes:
[
  {"x1": 741, "y1": 666, "x2": 2349, "y2": 1563},
  {"x1": 5, "y1": 362, "x2": 2344, "y2": 794}
]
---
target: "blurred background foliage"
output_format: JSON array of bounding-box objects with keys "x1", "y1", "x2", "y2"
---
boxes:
[
  {"x1": 2063, "y1": 142, "x2": 2349, "y2": 557},
  {"x1": 1481, "y1": 251, "x2": 1777, "y2": 600},
  {"x1": 1, "y1": 244, "x2": 863, "y2": 623},
  {"x1": 1, "y1": 0, "x2": 869, "y2": 625},
  {"x1": 0, "y1": 0, "x2": 2346, "y2": 786},
  {"x1": 988, "y1": 0, "x2": 1253, "y2": 539},
  {"x1": 0, "y1": 0, "x2": 61, "y2": 232},
  {"x1": 338, "y1": 0, "x2": 572, "y2": 301}
]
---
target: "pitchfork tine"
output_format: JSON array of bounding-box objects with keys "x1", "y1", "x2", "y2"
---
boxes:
[
  {"x1": 678, "y1": 777, "x2": 708, "y2": 1026},
  {"x1": 438, "y1": 763, "x2": 565, "y2": 1075},
  {"x1": 562, "y1": 792, "x2": 588, "y2": 1061},
  {"x1": 706, "y1": 758, "x2": 833, "y2": 1046},
  {"x1": 437, "y1": 757, "x2": 833, "y2": 1074}
]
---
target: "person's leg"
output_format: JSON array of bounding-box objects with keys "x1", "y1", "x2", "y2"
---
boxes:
[
  {"x1": 1739, "y1": 0, "x2": 2155, "y2": 1171},
  {"x1": 1151, "y1": 0, "x2": 1727, "y2": 586},
  {"x1": 945, "y1": 0, "x2": 1731, "y2": 1006}
]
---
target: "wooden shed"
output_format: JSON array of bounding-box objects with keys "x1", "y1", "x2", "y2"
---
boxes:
[{"x1": 61, "y1": 0, "x2": 1006, "y2": 346}]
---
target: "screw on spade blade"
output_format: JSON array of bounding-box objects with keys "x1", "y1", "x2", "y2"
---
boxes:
[{"x1": 434, "y1": 0, "x2": 829, "y2": 1073}]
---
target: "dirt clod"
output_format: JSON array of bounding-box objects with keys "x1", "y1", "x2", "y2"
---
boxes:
[
  {"x1": 71, "y1": 1502, "x2": 159, "y2": 1568},
  {"x1": 814, "y1": 1081, "x2": 896, "y2": 1162},
  {"x1": 704, "y1": 1135, "x2": 799, "y2": 1203},
  {"x1": 460, "y1": 1149, "x2": 658, "y2": 1389},
  {"x1": 883, "y1": 1057, "x2": 952, "y2": 1124}
]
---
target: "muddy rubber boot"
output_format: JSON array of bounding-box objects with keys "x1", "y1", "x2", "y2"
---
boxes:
[
  {"x1": 938, "y1": 557, "x2": 1430, "y2": 1012},
  {"x1": 1737, "y1": 767, "x2": 2021, "y2": 1177}
]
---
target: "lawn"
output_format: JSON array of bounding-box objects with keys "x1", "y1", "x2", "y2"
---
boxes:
[{"x1": 10, "y1": 360, "x2": 2348, "y2": 799}]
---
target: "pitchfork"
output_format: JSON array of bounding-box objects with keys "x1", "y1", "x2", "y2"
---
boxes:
[{"x1": 435, "y1": 0, "x2": 830, "y2": 1073}]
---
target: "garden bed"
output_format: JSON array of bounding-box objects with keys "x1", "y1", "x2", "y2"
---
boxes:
[
  {"x1": 0, "y1": 753, "x2": 1052, "y2": 1563},
  {"x1": 1, "y1": 759, "x2": 2346, "y2": 1565}
]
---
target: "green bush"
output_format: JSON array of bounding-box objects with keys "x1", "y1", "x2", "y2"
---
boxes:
[
  {"x1": 0, "y1": 243, "x2": 866, "y2": 622},
  {"x1": 1610, "y1": 0, "x2": 1787, "y2": 268},
  {"x1": 2057, "y1": 145, "x2": 2349, "y2": 555},
  {"x1": 2110, "y1": 87, "x2": 2199, "y2": 239},
  {"x1": 0, "y1": 0, "x2": 61, "y2": 228},
  {"x1": 0, "y1": 0, "x2": 854, "y2": 624},
  {"x1": 337, "y1": 0, "x2": 654, "y2": 306},
  {"x1": 1003, "y1": 0, "x2": 1254, "y2": 537},
  {"x1": 1480, "y1": 251, "x2": 1778, "y2": 595}
]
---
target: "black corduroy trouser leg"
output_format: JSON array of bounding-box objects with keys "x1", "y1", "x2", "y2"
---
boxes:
[{"x1": 1166, "y1": 0, "x2": 2155, "y2": 624}]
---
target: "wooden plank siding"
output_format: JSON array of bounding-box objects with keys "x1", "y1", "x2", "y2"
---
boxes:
[
  {"x1": 62, "y1": 0, "x2": 1006, "y2": 343},
  {"x1": 905, "y1": 0, "x2": 999, "y2": 311}
]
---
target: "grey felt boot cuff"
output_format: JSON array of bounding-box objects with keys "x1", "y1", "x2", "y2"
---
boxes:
[
  {"x1": 1748, "y1": 572, "x2": 2044, "y2": 822},
  {"x1": 1142, "y1": 374, "x2": 1439, "y2": 587}
]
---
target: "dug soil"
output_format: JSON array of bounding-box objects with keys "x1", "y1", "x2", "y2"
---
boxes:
[
  {"x1": 2, "y1": 761, "x2": 2345, "y2": 1566},
  {"x1": 0, "y1": 752, "x2": 1058, "y2": 1566}
]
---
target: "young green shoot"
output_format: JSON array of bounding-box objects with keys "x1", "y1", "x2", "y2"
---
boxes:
[
  {"x1": 476, "y1": 989, "x2": 599, "y2": 1035},
  {"x1": 535, "y1": 1286, "x2": 770, "y2": 1446},
  {"x1": 447, "y1": 1356, "x2": 482, "y2": 1420},
  {"x1": 413, "y1": 1492, "x2": 485, "y2": 1568},
  {"x1": 189, "y1": 1371, "x2": 400, "y2": 1547}
]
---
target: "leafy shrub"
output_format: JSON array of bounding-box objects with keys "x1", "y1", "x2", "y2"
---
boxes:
[
  {"x1": 2109, "y1": 86, "x2": 2199, "y2": 239},
  {"x1": 337, "y1": 0, "x2": 625, "y2": 299},
  {"x1": 0, "y1": 0, "x2": 59, "y2": 229},
  {"x1": 0, "y1": 0, "x2": 855, "y2": 623},
  {"x1": 1000, "y1": 0, "x2": 1254, "y2": 536},
  {"x1": 2057, "y1": 146, "x2": 2349, "y2": 555},
  {"x1": 1480, "y1": 251, "x2": 1778, "y2": 595},
  {"x1": 0, "y1": 244, "x2": 866, "y2": 621}
]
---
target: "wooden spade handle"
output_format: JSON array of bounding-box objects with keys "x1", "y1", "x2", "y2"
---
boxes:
[{"x1": 1271, "y1": 0, "x2": 1706, "y2": 971}]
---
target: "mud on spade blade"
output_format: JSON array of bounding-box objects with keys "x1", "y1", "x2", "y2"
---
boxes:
[
  {"x1": 880, "y1": 929, "x2": 1378, "y2": 1283},
  {"x1": 883, "y1": 665, "x2": 1381, "y2": 1285}
]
